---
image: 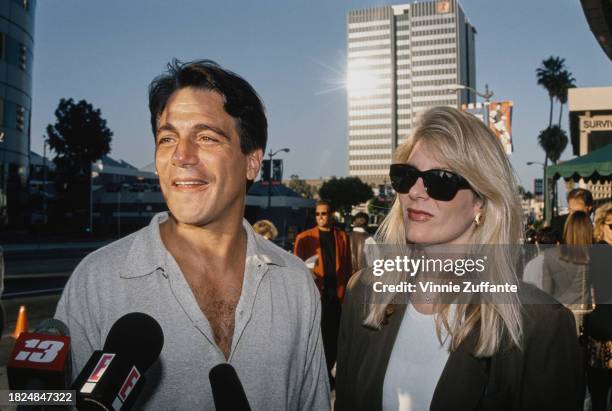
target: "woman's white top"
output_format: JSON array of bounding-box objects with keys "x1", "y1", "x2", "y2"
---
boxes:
[{"x1": 382, "y1": 304, "x2": 450, "y2": 411}]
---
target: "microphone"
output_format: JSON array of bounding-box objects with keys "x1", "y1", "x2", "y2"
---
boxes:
[
  {"x1": 7, "y1": 318, "x2": 72, "y2": 391},
  {"x1": 71, "y1": 312, "x2": 164, "y2": 411},
  {"x1": 209, "y1": 363, "x2": 252, "y2": 411}
]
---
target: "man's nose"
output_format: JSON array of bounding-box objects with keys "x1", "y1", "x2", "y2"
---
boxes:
[{"x1": 172, "y1": 138, "x2": 199, "y2": 167}]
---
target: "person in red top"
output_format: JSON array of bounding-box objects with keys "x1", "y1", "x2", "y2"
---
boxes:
[{"x1": 294, "y1": 200, "x2": 352, "y2": 387}]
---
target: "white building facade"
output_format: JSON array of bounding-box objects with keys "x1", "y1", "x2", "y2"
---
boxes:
[{"x1": 347, "y1": 0, "x2": 476, "y2": 185}]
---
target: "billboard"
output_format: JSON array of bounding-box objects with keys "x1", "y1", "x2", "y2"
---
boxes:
[
  {"x1": 461, "y1": 101, "x2": 514, "y2": 154},
  {"x1": 436, "y1": 0, "x2": 452, "y2": 13}
]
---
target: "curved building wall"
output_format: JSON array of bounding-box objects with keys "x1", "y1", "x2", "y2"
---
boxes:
[{"x1": 0, "y1": 0, "x2": 35, "y2": 226}]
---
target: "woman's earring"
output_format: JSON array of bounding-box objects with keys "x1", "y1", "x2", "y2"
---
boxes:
[{"x1": 474, "y1": 213, "x2": 482, "y2": 226}]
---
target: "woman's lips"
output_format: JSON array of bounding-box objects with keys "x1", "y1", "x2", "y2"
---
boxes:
[{"x1": 407, "y1": 208, "x2": 434, "y2": 222}]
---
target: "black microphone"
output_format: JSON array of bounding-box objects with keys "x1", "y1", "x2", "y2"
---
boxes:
[
  {"x1": 71, "y1": 312, "x2": 164, "y2": 411},
  {"x1": 209, "y1": 363, "x2": 252, "y2": 411},
  {"x1": 7, "y1": 318, "x2": 72, "y2": 391}
]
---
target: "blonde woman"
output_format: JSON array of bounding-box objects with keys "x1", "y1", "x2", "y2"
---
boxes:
[
  {"x1": 542, "y1": 211, "x2": 593, "y2": 332},
  {"x1": 593, "y1": 203, "x2": 612, "y2": 245},
  {"x1": 252, "y1": 219, "x2": 279, "y2": 241},
  {"x1": 335, "y1": 107, "x2": 583, "y2": 411},
  {"x1": 585, "y1": 204, "x2": 612, "y2": 411}
]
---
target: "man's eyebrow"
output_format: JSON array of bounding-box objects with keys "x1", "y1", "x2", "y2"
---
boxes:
[
  {"x1": 192, "y1": 123, "x2": 230, "y2": 141},
  {"x1": 156, "y1": 123, "x2": 178, "y2": 136},
  {"x1": 156, "y1": 122, "x2": 230, "y2": 141}
]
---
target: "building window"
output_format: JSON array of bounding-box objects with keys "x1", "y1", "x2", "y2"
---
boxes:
[
  {"x1": 18, "y1": 44, "x2": 26, "y2": 71},
  {"x1": 16, "y1": 105, "x2": 25, "y2": 131},
  {"x1": 14, "y1": 0, "x2": 29, "y2": 10},
  {"x1": 2, "y1": 35, "x2": 32, "y2": 73}
]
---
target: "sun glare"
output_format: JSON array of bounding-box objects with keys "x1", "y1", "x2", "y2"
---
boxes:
[{"x1": 346, "y1": 61, "x2": 380, "y2": 97}]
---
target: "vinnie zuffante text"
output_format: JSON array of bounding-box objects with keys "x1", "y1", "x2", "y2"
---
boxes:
[{"x1": 370, "y1": 256, "x2": 518, "y2": 294}]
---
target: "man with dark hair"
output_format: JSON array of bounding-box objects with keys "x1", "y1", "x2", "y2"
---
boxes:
[
  {"x1": 294, "y1": 200, "x2": 351, "y2": 387},
  {"x1": 550, "y1": 188, "x2": 594, "y2": 243},
  {"x1": 55, "y1": 60, "x2": 329, "y2": 409}
]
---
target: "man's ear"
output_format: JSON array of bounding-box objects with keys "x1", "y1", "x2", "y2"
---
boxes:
[{"x1": 246, "y1": 149, "x2": 264, "y2": 181}]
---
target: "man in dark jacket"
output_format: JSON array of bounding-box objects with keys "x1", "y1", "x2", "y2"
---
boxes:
[{"x1": 294, "y1": 200, "x2": 352, "y2": 386}]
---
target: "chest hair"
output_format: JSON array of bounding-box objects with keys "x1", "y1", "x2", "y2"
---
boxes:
[{"x1": 186, "y1": 272, "x2": 242, "y2": 359}]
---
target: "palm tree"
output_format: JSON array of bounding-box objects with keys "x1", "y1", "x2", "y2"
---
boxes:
[
  {"x1": 538, "y1": 125, "x2": 568, "y2": 216},
  {"x1": 538, "y1": 126, "x2": 568, "y2": 165},
  {"x1": 536, "y1": 56, "x2": 565, "y2": 127},
  {"x1": 555, "y1": 69, "x2": 576, "y2": 127},
  {"x1": 536, "y1": 56, "x2": 575, "y2": 218}
]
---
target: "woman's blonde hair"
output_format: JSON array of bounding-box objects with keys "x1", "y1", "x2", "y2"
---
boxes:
[
  {"x1": 365, "y1": 106, "x2": 524, "y2": 357},
  {"x1": 252, "y1": 219, "x2": 278, "y2": 240},
  {"x1": 594, "y1": 203, "x2": 612, "y2": 243}
]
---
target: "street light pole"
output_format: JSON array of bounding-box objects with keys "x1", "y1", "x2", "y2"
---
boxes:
[
  {"x1": 89, "y1": 160, "x2": 103, "y2": 234},
  {"x1": 89, "y1": 167, "x2": 93, "y2": 233},
  {"x1": 266, "y1": 148, "x2": 290, "y2": 209},
  {"x1": 42, "y1": 139, "x2": 48, "y2": 225},
  {"x1": 527, "y1": 161, "x2": 547, "y2": 221},
  {"x1": 448, "y1": 83, "x2": 494, "y2": 126},
  {"x1": 117, "y1": 183, "x2": 129, "y2": 237},
  {"x1": 117, "y1": 185, "x2": 121, "y2": 237}
]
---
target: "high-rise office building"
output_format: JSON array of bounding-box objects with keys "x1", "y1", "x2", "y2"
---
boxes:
[
  {"x1": 0, "y1": 0, "x2": 36, "y2": 227},
  {"x1": 347, "y1": 0, "x2": 476, "y2": 185}
]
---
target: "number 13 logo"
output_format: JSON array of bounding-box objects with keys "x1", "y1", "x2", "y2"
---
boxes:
[{"x1": 15, "y1": 339, "x2": 65, "y2": 363}]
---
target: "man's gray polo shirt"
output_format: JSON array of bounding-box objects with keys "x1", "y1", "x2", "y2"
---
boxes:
[{"x1": 55, "y1": 212, "x2": 330, "y2": 410}]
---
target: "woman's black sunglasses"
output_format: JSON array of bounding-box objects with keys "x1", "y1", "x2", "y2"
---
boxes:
[{"x1": 389, "y1": 164, "x2": 472, "y2": 201}]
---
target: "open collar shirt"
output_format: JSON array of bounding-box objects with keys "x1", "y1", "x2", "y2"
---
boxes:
[{"x1": 55, "y1": 212, "x2": 330, "y2": 410}]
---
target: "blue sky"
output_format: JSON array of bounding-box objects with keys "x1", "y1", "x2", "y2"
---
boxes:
[{"x1": 30, "y1": 0, "x2": 611, "y2": 196}]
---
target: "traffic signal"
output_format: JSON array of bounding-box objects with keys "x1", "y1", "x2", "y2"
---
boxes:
[
  {"x1": 272, "y1": 159, "x2": 283, "y2": 182},
  {"x1": 261, "y1": 159, "x2": 271, "y2": 182}
]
